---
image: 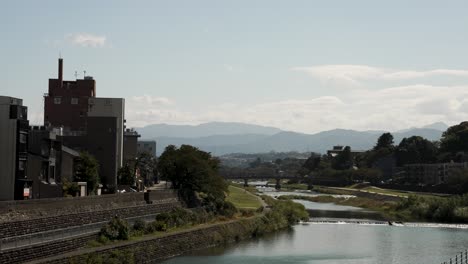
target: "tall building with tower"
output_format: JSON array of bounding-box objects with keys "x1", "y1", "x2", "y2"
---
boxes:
[{"x1": 43, "y1": 58, "x2": 125, "y2": 191}]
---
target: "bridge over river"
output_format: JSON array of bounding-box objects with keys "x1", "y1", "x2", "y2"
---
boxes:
[{"x1": 220, "y1": 167, "x2": 303, "y2": 189}]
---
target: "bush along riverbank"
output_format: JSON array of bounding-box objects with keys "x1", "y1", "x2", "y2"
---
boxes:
[{"x1": 278, "y1": 193, "x2": 468, "y2": 223}]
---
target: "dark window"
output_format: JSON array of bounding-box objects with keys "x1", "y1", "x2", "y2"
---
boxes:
[
  {"x1": 19, "y1": 133, "x2": 27, "y2": 144},
  {"x1": 54, "y1": 97, "x2": 61, "y2": 104},
  {"x1": 49, "y1": 166, "x2": 55, "y2": 182},
  {"x1": 71, "y1": 98, "x2": 79, "y2": 104},
  {"x1": 18, "y1": 160, "x2": 26, "y2": 171}
]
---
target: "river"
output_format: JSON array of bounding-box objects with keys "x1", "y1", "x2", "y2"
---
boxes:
[{"x1": 163, "y1": 190, "x2": 468, "y2": 264}]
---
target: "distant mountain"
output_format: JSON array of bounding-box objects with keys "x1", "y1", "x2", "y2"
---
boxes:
[
  {"x1": 136, "y1": 122, "x2": 282, "y2": 139},
  {"x1": 140, "y1": 122, "x2": 445, "y2": 156},
  {"x1": 397, "y1": 122, "x2": 449, "y2": 133},
  {"x1": 421, "y1": 122, "x2": 449, "y2": 131}
]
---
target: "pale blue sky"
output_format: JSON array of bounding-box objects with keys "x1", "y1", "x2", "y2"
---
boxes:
[{"x1": 2, "y1": 0, "x2": 468, "y2": 133}]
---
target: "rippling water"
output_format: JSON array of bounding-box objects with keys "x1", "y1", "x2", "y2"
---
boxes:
[{"x1": 163, "y1": 223, "x2": 468, "y2": 264}]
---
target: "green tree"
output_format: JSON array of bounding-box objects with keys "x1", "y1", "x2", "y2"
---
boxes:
[
  {"x1": 374, "y1": 132, "x2": 394, "y2": 151},
  {"x1": 332, "y1": 146, "x2": 353, "y2": 170},
  {"x1": 135, "y1": 151, "x2": 157, "y2": 186},
  {"x1": 75, "y1": 152, "x2": 100, "y2": 194},
  {"x1": 158, "y1": 145, "x2": 227, "y2": 204},
  {"x1": 117, "y1": 164, "x2": 134, "y2": 186},
  {"x1": 440, "y1": 122, "x2": 468, "y2": 161},
  {"x1": 396, "y1": 136, "x2": 438, "y2": 166}
]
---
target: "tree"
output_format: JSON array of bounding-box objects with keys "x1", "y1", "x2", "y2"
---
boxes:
[
  {"x1": 75, "y1": 152, "x2": 100, "y2": 194},
  {"x1": 158, "y1": 145, "x2": 227, "y2": 204},
  {"x1": 332, "y1": 146, "x2": 353, "y2": 170},
  {"x1": 374, "y1": 132, "x2": 394, "y2": 151},
  {"x1": 118, "y1": 164, "x2": 134, "y2": 186},
  {"x1": 249, "y1": 157, "x2": 262, "y2": 168},
  {"x1": 135, "y1": 152, "x2": 157, "y2": 186},
  {"x1": 396, "y1": 136, "x2": 438, "y2": 166},
  {"x1": 440, "y1": 122, "x2": 468, "y2": 158},
  {"x1": 298, "y1": 153, "x2": 321, "y2": 176}
]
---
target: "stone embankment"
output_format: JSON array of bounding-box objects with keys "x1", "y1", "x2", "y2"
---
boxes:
[
  {"x1": 0, "y1": 191, "x2": 176, "y2": 223},
  {"x1": 29, "y1": 217, "x2": 264, "y2": 264},
  {"x1": 0, "y1": 190, "x2": 181, "y2": 264},
  {"x1": 0, "y1": 199, "x2": 179, "y2": 238}
]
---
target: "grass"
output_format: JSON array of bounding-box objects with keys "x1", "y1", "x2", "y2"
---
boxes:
[
  {"x1": 278, "y1": 194, "x2": 411, "y2": 221},
  {"x1": 226, "y1": 185, "x2": 263, "y2": 210}
]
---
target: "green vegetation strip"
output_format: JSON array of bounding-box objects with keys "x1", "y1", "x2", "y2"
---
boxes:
[
  {"x1": 226, "y1": 185, "x2": 263, "y2": 210},
  {"x1": 279, "y1": 193, "x2": 468, "y2": 223}
]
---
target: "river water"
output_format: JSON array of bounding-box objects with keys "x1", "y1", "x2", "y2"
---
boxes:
[{"x1": 163, "y1": 190, "x2": 468, "y2": 264}]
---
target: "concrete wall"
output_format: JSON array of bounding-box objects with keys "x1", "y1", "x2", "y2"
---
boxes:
[{"x1": 0, "y1": 101, "x2": 17, "y2": 201}]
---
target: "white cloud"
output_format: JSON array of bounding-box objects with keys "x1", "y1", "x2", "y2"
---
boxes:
[
  {"x1": 125, "y1": 85, "x2": 468, "y2": 134},
  {"x1": 292, "y1": 65, "x2": 468, "y2": 86},
  {"x1": 65, "y1": 33, "x2": 106, "y2": 48},
  {"x1": 131, "y1": 95, "x2": 173, "y2": 106}
]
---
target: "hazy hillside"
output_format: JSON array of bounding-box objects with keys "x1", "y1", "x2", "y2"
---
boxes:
[
  {"x1": 136, "y1": 122, "x2": 282, "y2": 139},
  {"x1": 138, "y1": 122, "x2": 446, "y2": 156}
]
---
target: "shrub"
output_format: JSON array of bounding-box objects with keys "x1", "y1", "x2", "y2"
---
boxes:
[
  {"x1": 99, "y1": 216, "x2": 130, "y2": 241},
  {"x1": 132, "y1": 219, "x2": 146, "y2": 232}
]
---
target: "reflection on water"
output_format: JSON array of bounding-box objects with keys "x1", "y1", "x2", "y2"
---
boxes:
[{"x1": 163, "y1": 223, "x2": 468, "y2": 264}]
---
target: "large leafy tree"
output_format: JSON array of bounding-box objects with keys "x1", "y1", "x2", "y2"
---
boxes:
[
  {"x1": 396, "y1": 136, "x2": 438, "y2": 166},
  {"x1": 440, "y1": 122, "x2": 468, "y2": 160},
  {"x1": 158, "y1": 145, "x2": 227, "y2": 202},
  {"x1": 75, "y1": 151, "x2": 100, "y2": 194},
  {"x1": 374, "y1": 132, "x2": 395, "y2": 151}
]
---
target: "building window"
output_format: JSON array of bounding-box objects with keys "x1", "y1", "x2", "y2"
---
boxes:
[
  {"x1": 71, "y1": 98, "x2": 79, "y2": 104},
  {"x1": 18, "y1": 160, "x2": 26, "y2": 171},
  {"x1": 19, "y1": 133, "x2": 27, "y2": 144},
  {"x1": 49, "y1": 166, "x2": 56, "y2": 183},
  {"x1": 105, "y1": 99, "x2": 111, "y2": 105},
  {"x1": 54, "y1": 97, "x2": 61, "y2": 104},
  {"x1": 79, "y1": 111, "x2": 84, "y2": 117}
]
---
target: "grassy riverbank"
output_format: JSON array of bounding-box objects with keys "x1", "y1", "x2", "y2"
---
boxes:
[
  {"x1": 226, "y1": 185, "x2": 263, "y2": 210},
  {"x1": 279, "y1": 193, "x2": 468, "y2": 223}
]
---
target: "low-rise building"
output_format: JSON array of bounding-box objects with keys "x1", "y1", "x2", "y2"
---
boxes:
[
  {"x1": 327, "y1": 145, "x2": 364, "y2": 158},
  {"x1": 404, "y1": 162, "x2": 468, "y2": 185},
  {"x1": 137, "y1": 140, "x2": 157, "y2": 157}
]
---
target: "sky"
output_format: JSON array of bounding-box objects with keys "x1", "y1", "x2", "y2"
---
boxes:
[{"x1": 1, "y1": 0, "x2": 468, "y2": 134}]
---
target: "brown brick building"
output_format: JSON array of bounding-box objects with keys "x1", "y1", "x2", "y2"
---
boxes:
[{"x1": 43, "y1": 58, "x2": 124, "y2": 191}]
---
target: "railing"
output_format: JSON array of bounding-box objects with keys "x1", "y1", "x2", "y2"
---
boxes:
[{"x1": 441, "y1": 250, "x2": 468, "y2": 264}]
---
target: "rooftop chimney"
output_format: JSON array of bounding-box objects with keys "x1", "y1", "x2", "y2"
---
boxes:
[{"x1": 58, "y1": 58, "x2": 63, "y2": 88}]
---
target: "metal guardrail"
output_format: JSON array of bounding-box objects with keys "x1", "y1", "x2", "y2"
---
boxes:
[
  {"x1": 441, "y1": 250, "x2": 468, "y2": 264},
  {"x1": 0, "y1": 213, "x2": 159, "y2": 251}
]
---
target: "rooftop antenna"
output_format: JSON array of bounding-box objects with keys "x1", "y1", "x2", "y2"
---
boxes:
[
  {"x1": 83, "y1": 70, "x2": 86, "y2": 78},
  {"x1": 74, "y1": 71, "x2": 78, "y2": 79}
]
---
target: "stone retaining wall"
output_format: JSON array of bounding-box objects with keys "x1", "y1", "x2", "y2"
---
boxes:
[
  {"x1": 0, "y1": 199, "x2": 181, "y2": 238},
  {"x1": 0, "y1": 190, "x2": 177, "y2": 223},
  {"x1": 0, "y1": 234, "x2": 98, "y2": 264},
  {"x1": 32, "y1": 217, "x2": 262, "y2": 264}
]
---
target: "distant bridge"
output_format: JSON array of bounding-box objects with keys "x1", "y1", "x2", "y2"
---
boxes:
[{"x1": 219, "y1": 167, "x2": 302, "y2": 189}]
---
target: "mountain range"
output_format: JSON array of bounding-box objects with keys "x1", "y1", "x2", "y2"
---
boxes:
[{"x1": 136, "y1": 122, "x2": 449, "y2": 156}]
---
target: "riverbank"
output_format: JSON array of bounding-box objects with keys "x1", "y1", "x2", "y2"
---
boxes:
[
  {"x1": 28, "y1": 186, "x2": 308, "y2": 263},
  {"x1": 279, "y1": 192, "x2": 468, "y2": 223}
]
